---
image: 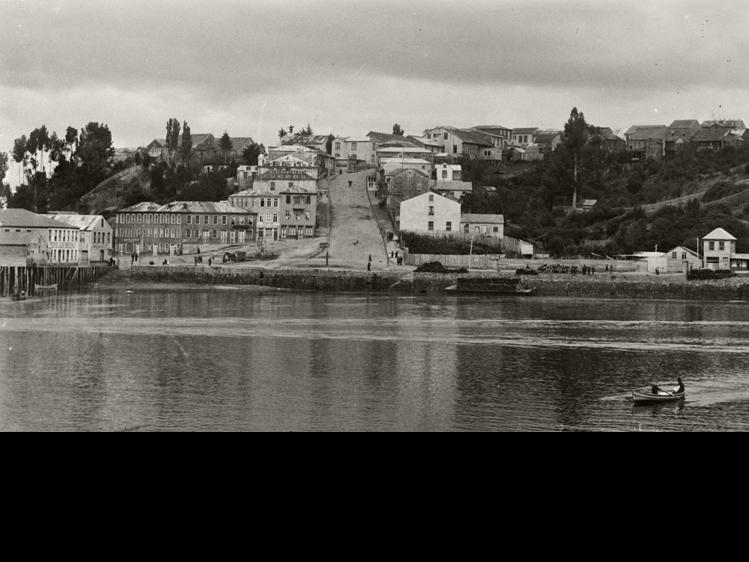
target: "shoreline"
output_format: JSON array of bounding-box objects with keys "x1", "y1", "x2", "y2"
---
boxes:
[{"x1": 95, "y1": 266, "x2": 749, "y2": 302}]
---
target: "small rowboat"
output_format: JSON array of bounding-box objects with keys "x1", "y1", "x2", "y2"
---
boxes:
[{"x1": 632, "y1": 388, "x2": 686, "y2": 405}]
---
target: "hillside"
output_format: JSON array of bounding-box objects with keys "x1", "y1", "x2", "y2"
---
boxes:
[
  {"x1": 80, "y1": 165, "x2": 151, "y2": 216},
  {"x1": 464, "y1": 146, "x2": 749, "y2": 257}
]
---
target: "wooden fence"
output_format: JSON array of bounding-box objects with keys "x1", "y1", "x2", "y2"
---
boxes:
[{"x1": 0, "y1": 265, "x2": 109, "y2": 298}]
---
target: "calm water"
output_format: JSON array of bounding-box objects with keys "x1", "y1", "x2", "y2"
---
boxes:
[{"x1": 1, "y1": 287, "x2": 749, "y2": 432}]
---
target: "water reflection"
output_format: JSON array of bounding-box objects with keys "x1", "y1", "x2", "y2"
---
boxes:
[{"x1": 1, "y1": 291, "x2": 749, "y2": 431}]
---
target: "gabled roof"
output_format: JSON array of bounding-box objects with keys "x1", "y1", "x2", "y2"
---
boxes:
[
  {"x1": 692, "y1": 125, "x2": 737, "y2": 143},
  {"x1": 534, "y1": 130, "x2": 562, "y2": 144},
  {"x1": 472, "y1": 125, "x2": 511, "y2": 134},
  {"x1": 120, "y1": 202, "x2": 162, "y2": 213},
  {"x1": 625, "y1": 125, "x2": 668, "y2": 141},
  {"x1": 461, "y1": 213, "x2": 504, "y2": 224},
  {"x1": 449, "y1": 128, "x2": 493, "y2": 147},
  {"x1": 0, "y1": 208, "x2": 76, "y2": 229},
  {"x1": 703, "y1": 120, "x2": 746, "y2": 129},
  {"x1": 367, "y1": 131, "x2": 410, "y2": 145},
  {"x1": 667, "y1": 246, "x2": 700, "y2": 259},
  {"x1": 46, "y1": 214, "x2": 106, "y2": 231},
  {"x1": 159, "y1": 201, "x2": 250, "y2": 214},
  {"x1": 669, "y1": 120, "x2": 700, "y2": 128},
  {"x1": 704, "y1": 228, "x2": 737, "y2": 241}
]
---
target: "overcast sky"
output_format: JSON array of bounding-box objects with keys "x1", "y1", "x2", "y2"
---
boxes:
[{"x1": 2, "y1": 0, "x2": 749, "y2": 161}]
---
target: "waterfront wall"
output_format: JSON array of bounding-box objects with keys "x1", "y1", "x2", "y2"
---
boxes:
[
  {"x1": 110, "y1": 266, "x2": 749, "y2": 301},
  {"x1": 404, "y1": 254, "x2": 646, "y2": 272}
]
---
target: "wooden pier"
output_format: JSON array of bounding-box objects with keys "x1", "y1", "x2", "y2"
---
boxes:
[{"x1": 0, "y1": 265, "x2": 109, "y2": 299}]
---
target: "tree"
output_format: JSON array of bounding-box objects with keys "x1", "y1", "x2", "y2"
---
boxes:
[
  {"x1": 180, "y1": 121, "x2": 193, "y2": 165},
  {"x1": 0, "y1": 152, "x2": 9, "y2": 209},
  {"x1": 241, "y1": 142, "x2": 263, "y2": 166},
  {"x1": 279, "y1": 128, "x2": 287, "y2": 139},
  {"x1": 326, "y1": 134, "x2": 335, "y2": 155},
  {"x1": 302, "y1": 123, "x2": 313, "y2": 135},
  {"x1": 220, "y1": 131, "x2": 233, "y2": 163},
  {"x1": 393, "y1": 124, "x2": 405, "y2": 136},
  {"x1": 165, "y1": 118, "x2": 181, "y2": 165},
  {"x1": 562, "y1": 108, "x2": 591, "y2": 210}
]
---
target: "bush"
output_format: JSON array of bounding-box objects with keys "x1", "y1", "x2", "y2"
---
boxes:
[
  {"x1": 415, "y1": 262, "x2": 468, "y2": 274},
  {"x1": 702, "y1": 181, "x2": 745, "y2": 203},
  {"x1": 687, "y1": 269, "x2": 735, "y2": 280}
]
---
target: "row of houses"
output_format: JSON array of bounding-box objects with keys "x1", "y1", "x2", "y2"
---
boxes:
[
  {"x1": 625, "y1": 120, "x2": 748, "y2": 161},
  {"x1": 620, "y1": 228, "x2": 749, "y2": 273},
  {"x1": 0, "y1": 208, "x2": 113, "y2": 266}
]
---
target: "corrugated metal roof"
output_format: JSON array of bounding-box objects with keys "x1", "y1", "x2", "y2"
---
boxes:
[
  {"x1": 46, "y1": 214, "x2": 105, "y2": 231},
  {"x1": 0, "y1": 208, "x2": 77, "y2": 229},
  {"x1": 625, "y1": 125, "x2": 668, "y2": 141}
]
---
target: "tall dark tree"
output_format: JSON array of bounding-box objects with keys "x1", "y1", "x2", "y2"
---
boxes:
[
  {"x1": 180, "y1": 122, "x2": 193, "y2": 164},
  {"x1": 562, "y1": 108, "x2": 591, "y2": 210},
  {"x1": 0, "y1": 152, "x2": 9, "y2": 208},
  {"x1": 165, "y1": 118, "x2": 181, "y2": 165},
  {"x1": 279, "y1": 128, "x2": 287, "y2": 139},
  {"x1": 241, "y1": 142, "x2": 263, "y2": 166},
  {"x1": 393, "y1": 123, "x2": 405, "y2": 136},
  {"x1": 326, "y1": 134, "x2": 335, "y2": 155},
  {"x1": 220, "y1": 131, "x2": 233, "y2": 163}
]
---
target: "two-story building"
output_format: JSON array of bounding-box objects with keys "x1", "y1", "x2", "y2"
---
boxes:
[
  {"x1": 229, "y1": 187, "x2": 317, "y2": 242},
  {"x1": 511, "y1": 128, "x2": 539, "y2": 147},
  {"x1": 703, "y1": 228, "x2": 736, "y2": 270},
  {"x1": 115, "y1": 201, "x2": 255, "y2": 256},
  {"x1": 332, "y1": 137, "x2": 377, "y2": 167},
  {"x1": 47, "y1": 213, "x2": 114, "y2": 265},
  {"x1": 472, "y1": 125, "x2": 513, "y2": 150},
  {"x1": 399, "y1": 191, "x2": 461, "y2": 235},
  {"x1": 422, "y1": 127, "x2": 495, "y2": 160},
  {"x1": 0, "y1": 208, "x2": 80, "y2": 264},
  {"x1": 624, "y1": 125, "x2": 668, "y2": 161}
]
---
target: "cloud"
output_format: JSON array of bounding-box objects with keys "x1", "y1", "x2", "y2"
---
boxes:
[
  {"x1": 2, "y1": 0, "x2": 749, "y2": 100},
  {"x1": 2, "y1": 0, "x2": 749, "y2": 160}
]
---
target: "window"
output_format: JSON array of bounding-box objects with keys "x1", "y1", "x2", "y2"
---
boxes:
[
  {"x1": 213, "y1": 216, "x2": 218, "y2": 225},
  {"x1": 428, "y1": 206, "x2": 435, "y2": 216},
  {"x1": 273, "y1": 214, "x2": 278, "y2": 223},
  {"x1": 270, "y1": 182, "x2": 276, "y2": 191},
  {"x1": 285, "y1": 210, "x2": 291, "y2": 220},
  {"x1": 444, "y1": 133, "x2": 448, "y2": 140},
  {"x1": 429, "y1": 194, "x2": 434, "y2": 202},
  {"x1": 351, "y1": 142, "x2": 357, "y2": 151},
  {"x1": 335, "y1": 142, "x2": 341, "y2": 150},
  {"x1": 446, "y1": 222, "x2": 452, "y2": 232},
  {"x1": 493, "y1": 227, "x2": 499, "y2": 234},
  {"x1": 306, "y1": 196, "x2": 312, "y2": 205},
  {"x1": 720, "y1": 242, "x2": 725, "y2": 251},
  {"x1": 464, "y1": 224, "x2": 470, "y2": 234},
  {"x1": 442, "y1": 170, "x2": 448, "y2": 179},
  {"x1": 274, "y1": 198, "x2": 279, "y2": 208},
  {"x1": 286, "y1": 195, "x2": 291, "y2": 204},
  {"x1": 428, "y1": 221, "x2": 434, "y2": 232},
  {"x1": 204, "y1": 216, "x2": 209, "y2": 225},
  {"x1": 187, "y1": 216, "x2": 192, "y2": 225},
  {"x1": 288, "y1": 182, "x2": 294, "y2": 188},
  {"x1": 672, "y1": 252, "x2": 678, "y2": 259},
  {"x1": 682, "y1": 252, "x2": 687, "y2": 260},
  {"x1": 222, "y1": 216, "x2": 227, "y2": 225},
  {"x1": 453, "y1": 145, "x2": 458, "y2": 154},
  {"x1": 709, "y1": 242, "x2": 715, "y2": 251}
]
